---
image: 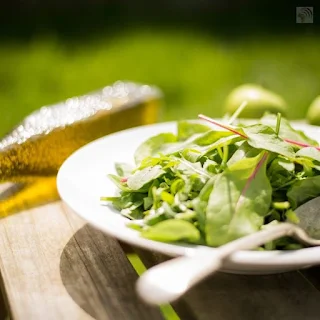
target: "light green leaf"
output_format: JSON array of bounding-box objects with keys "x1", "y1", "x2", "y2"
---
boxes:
[
  {"x1": 115, "y1": 162, "x2": 134, "y2": 177},
  {"x1": 177, "y1": 121, "x2": 211, "y2": 141},
  {"x1": 141, "y1": 219, "x2": 200, "y2": 243},
  {"x1": 159, "y1": 130, "x2": 234, "y2": 156},
  {"x1": 199, "y1": 135, "x2": 242, "y2": 156},
  {"x1": 260, "y1": 113, "x2": 319, "y2": 146},
  {"x1": 206, "y1": 152, "x2": 272, "y2": 246},
  {"x1": 227, "y1": 141, "x2": 261, "y2": 166},
  {"x1": 243, "y1": 124, "x2": 295, "y2": 158},
  {"x1": 296, "y1": 147, "x2": 320, "y2": 163},
  {"x1": 127, "y1": 165, "x2": 165, "y2": 190},
  {"x1": 134, "y1": 133, "x2": 177, "y2": 165}
]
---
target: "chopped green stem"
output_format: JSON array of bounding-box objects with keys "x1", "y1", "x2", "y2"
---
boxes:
[
  {"x1": 275, "y1": 113, "x2": 281, "y2": 136},
  {"x1": 222, "y1": 146, "x2": 229, "y2": 167},
  {"x1": 217, "y1": 147, "x2": 224, "y2": 160},
  {"x1": 227, "y1": 101, "x2": 248, "y2": 125},
  {"x1": 272, "y1": 201, "x2": 290, "y2": 210}
]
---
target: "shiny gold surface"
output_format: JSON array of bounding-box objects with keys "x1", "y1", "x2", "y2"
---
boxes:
[{"x1": 0, "y1": 81, "x2": 162, "y2": 216}]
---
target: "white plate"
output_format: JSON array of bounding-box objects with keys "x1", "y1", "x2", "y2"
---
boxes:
[{"x1": 57, "y1": 120, "x2": 320, "y2": 274}]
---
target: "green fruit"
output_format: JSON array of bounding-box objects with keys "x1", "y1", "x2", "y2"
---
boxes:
[
  {"x1": 225, "y1": 84, "x2": 287, "y2": 118},
  {"x1": 307, "y1": 96, "x2": 320, "y2": 125}
]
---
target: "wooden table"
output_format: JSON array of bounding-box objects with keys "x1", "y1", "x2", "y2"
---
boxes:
[{"x1": 0, "y1": 183, "x2": 320, "y2": 320}]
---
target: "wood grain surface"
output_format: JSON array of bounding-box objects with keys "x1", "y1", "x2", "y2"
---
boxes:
[
  {"x1": 0, "y1": 183, "x2": 163, "y2": 320},
  {"x1": 135, "y1": 249, "x2": 320, "y2": 320},
  {"x1": 1, "y1": 181, "x2": 320, "y2": 320}
]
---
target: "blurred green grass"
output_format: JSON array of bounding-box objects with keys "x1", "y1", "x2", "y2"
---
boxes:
[{"x1": 0, "y1": 29, "x2": 320, "y2": 136}]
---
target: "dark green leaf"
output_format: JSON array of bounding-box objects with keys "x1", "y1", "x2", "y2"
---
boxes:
[{"x1": 287, "y1": 175, "x2": 320, "y2": 209}]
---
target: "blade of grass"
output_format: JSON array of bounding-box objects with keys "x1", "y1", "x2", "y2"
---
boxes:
[{"x1": 126, "y1": 253, "x2": 180, "y2": 320}]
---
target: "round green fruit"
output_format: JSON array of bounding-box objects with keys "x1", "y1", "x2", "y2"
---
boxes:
[
  {"x1": 224, "y1": 84, "x2": 287, "y2": 118},
  {"x1": 307, "y1": 96, "x2": 320, "y2": 125}
]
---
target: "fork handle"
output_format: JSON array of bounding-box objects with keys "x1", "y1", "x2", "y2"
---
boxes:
[{"x1": 136, "y1": 223, "x2": 304, "y2": 305}]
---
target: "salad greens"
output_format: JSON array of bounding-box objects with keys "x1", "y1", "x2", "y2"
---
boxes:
[{"x1": 102, "y1": 111, "x2": 320, "y2": 250}]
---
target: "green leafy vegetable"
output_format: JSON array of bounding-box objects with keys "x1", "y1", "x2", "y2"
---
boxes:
[
  {"x1": 177, "y1": 121, "x2": 211, "y2": 141},
  {"x1": 206, "y1": 152, "x2": 271, "y2": 246},
  {"x1": 296, "y1": 147, "x2": 320, "y2": 163},
  {"x1": 127, "y1": 165, "x2": 165, "y2": 190},
  {"x1": 115, "y1": 162, "x2": 134, "y2": 177},
  {"x1": 287, "y1": 176, "x2": 320, "y2": 209},
  {"x1": 104, "y1": 114, "x2": 320, "y2": 250},
  {"x1": 243, "y1": 124, "x2": 295, "y2": 158},
  {"x1": 134, "y1": 133, "x2": 177, "y2": 165},
  {"x1": 260, "y1": 113, "x2": 319, "y2": 146},
  {"x1": 141, "y1": 219, "x2": 201, "y2": 243}
]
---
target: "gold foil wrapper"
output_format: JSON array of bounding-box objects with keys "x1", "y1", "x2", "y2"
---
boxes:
[{"x1": 0, "y1": 81, "x2": 162, "y2": 216}]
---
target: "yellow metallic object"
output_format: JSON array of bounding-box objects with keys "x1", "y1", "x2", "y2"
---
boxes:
[{"x1": 0, "y1": 81, "x2": 162, "y2": 216}]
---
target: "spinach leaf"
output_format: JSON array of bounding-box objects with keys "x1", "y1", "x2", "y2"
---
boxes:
[
  {"x1": 296, "y1": 147, "x2": 320, "y2": 163},
  {"x1": 127, "y1": 165, "x2": 165, "y2": 190},
  {"x1": 159, "y1": 130, "x2": 233, "y2": 156},
  {"x1": 267, "y1": 157, "x2": 295, "y2": 189},
  {"x1": 206, "y1": 152, "x2": 272, "y2": 246},
  {"x1": 198, "y1": 135, "x2": 242, "y2": 157},
  {"x1": 260, "y1": 113, "x2": 318, "y2": 146},
  {"x1": 227, "y1": 141, "x2": 261, "y2": 166},
  {"x1": 243, "y1": 124, "x2": 295, "y2": 158},
  {"x1": 173, "y1": 156, "x2": 211, "y2": 179},
  {"x1": 115, "y1": 162, "x2": 134, "y2": 177},
  {"x1": 177, "y1": 121, "x2": 211, "y2": 141},
  {"x1": 194, "y1": 131, "x2": 233, "y2": 146},
  {"x1": 134, "y1": 133, "x2": 177, "y2": 165},
  {"x1": 287, "y1": 175, "x2": 320, "y2": 209},
  {"x1": 107, "y1": 174, "x2": 144, "y2": 193},
  {"x1": 180, "y1": 149, "x2": 202, "y2": 163}
]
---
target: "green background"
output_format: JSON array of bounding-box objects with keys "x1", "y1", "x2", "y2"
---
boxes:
[
  {"x1": 0, "y1": 3, "x2": 319, "y2": 319},
  {"x1": 1, "y1": 3, "x2": 320, "y2": 136}
]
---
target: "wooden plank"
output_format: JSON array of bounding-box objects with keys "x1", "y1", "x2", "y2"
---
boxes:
[
  {"x1": 135, "y1": 249, "x2": 320, "y2": 320},
  {"x1": 0, "y1": 183, "x2": 163, "y2": 320}
]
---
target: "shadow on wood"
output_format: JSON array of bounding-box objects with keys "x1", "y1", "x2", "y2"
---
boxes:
[
  {"x1": 59, "y1": 224, "x2": 164, "y2": 320},
  {"x1": 135, "y1": 248, "x2": 320, "y2": 320}
]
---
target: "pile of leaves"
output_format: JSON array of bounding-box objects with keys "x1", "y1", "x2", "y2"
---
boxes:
[{"x1": 103, "y1": 112, "x2": 320, "y2": 250}]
